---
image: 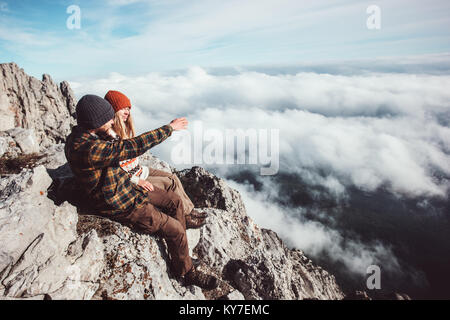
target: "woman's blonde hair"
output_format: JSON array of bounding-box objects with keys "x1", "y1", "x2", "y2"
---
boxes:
[{"x1": 112, "y1": 111, "x2": 136, "y2": 139}]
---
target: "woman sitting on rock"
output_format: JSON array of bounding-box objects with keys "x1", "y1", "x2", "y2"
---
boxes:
[{"x1": 103, "y1": 90, "x2": 208, "y2": 230}]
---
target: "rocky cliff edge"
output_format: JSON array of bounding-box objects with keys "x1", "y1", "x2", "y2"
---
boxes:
[{"x1": 0, "y1": 62, "x2": 344, "y2": 300}]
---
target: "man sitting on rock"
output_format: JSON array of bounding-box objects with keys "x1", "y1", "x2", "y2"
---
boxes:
[{"x1": 64, "y1": 94, "x2": 218, "y2": 290}]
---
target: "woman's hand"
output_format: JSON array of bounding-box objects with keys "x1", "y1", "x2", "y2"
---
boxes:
[
  {"x1": 169, "y1": 117, "x2": 188, "y2": 131},
  {"x1": 138, "y1": 179, "x2": 154, "y2": 192}
]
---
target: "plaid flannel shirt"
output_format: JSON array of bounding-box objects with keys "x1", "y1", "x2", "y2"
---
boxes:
[{"x1": 64, "y1": 124, "x2": 173, "y2": 215}]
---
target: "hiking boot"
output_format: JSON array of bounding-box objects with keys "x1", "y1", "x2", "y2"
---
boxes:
[
  {"x1": 189, "y1": 209, "x2": 208, "y2": 219},
  {"x1": 185, "y1": 214, "x2": 206, "y2": 229},
  {"x1": 184, "y1": 267, "x2": 218, "y2": 290}
]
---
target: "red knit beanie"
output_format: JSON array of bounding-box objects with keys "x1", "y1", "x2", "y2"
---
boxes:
[{"x1": 104, "y1": 90, "x2": 131, "y2": 112}]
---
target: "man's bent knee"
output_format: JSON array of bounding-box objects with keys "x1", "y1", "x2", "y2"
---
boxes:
[{"x1": 159, "y1": 216, "x2": 185, "y2": 240}]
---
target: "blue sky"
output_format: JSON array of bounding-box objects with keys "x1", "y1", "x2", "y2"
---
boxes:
[{"x1": 1, "y1": 0, "x2": 450, "y2": 81}]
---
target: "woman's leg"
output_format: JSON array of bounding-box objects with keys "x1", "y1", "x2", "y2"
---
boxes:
[{"x1": 146, "y1": 168, "x2": 195, "y2": 216}]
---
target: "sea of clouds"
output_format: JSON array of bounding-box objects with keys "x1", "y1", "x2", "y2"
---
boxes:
[{"x1": 70, "y1": 57, "x2": 450, "y2": 284}]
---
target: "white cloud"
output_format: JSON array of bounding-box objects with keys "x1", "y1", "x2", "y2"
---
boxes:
[
  {"x1": 225, "y1": 178, "x2": 401, "y2": 276},
  {"x1": 71, "y1": 66, "x2": 450, "y2": 199}
]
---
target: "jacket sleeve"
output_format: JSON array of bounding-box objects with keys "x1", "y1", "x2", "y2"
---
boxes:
[{"x1": 88, "y1": 124, "x2": 173, "y2": 169}]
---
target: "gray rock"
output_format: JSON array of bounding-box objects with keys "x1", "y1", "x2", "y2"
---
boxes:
[
  {"x1": 343, "y1": 290, "x2": 412, "y2": 300},
  {"x1": 0, "y1": 131, "x2": 20, "y2": 157},
  {"x1": 0, "y1": 136, "x2": 8, "y2": 157},
  {"x1": 177, "y1": 166, "x2": 344, "y2": 300},
  {"x1": 176, "y1": 166, "x2": 245, "y2": 213},
  {"x1": 38, "y1": 143, "x2": 68, "y2": 170},
  {"x1": 224, "y1": 290, "x2": 245, "y2": 300},
  {"x1": 77, "y1": 215, "x2": 204, "y2": 300},
  {"x1": 59, "y1": 81, "x2": 77, "y2": 118},
  {"x1": 0, "y1": 166, "x2": 103, "y2": 299},
  {"x1": 4, "y1": 127, "x2": 39, "y2": 154},
  {"x1": 0, "y1": 63, "x2": 76, "y2": 149}
]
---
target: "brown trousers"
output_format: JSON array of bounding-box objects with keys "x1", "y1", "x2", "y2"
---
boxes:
[
  {"x1": 145, "y1": 167, "x2": 195, "y2": 216},
  {"x1": 110, "y1": 168, "x2": 195, "y2": 277}
]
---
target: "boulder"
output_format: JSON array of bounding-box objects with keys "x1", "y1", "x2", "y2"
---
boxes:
[
  {"x1": 0, "y1": 63, "x2": 76, "y2": 149},
  {"x1": 0, "y1": 166, "x2": 103, "y2": 299}
]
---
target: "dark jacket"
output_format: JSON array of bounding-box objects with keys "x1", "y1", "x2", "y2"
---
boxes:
[{"x1": 64, "y1": 124, "x2": 173, "y2": 215}]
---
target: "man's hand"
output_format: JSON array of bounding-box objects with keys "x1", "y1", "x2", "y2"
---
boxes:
[
  {"x1": 138, "y1": 179, "x2": 154, "y2": 192},
  {"x1": 169, "y1": 117, "x2": 188, "y2": 131}
]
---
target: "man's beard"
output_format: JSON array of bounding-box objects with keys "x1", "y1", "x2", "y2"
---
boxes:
[{"x1": 96, "y1": 126, "x2": 115, "y2": 141}]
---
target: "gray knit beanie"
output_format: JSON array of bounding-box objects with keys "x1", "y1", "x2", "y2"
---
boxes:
[{"x1": 75, "y1": 94, "x2": 115, "y2": 129}]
